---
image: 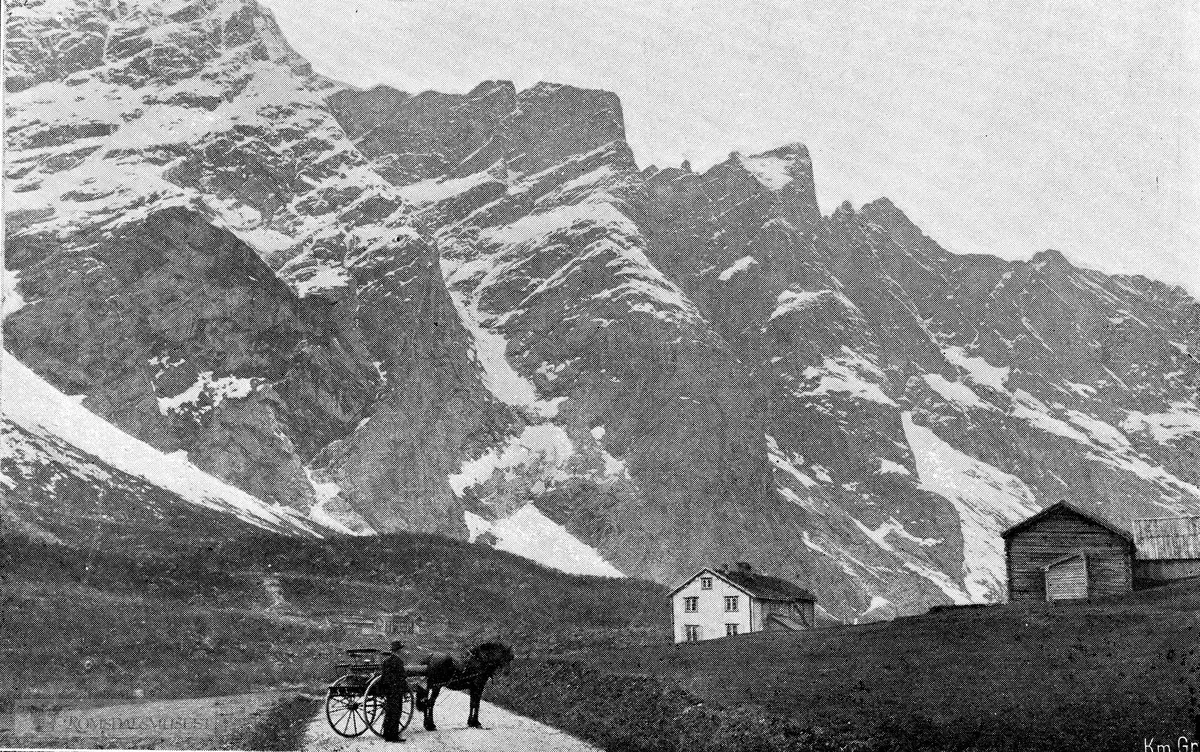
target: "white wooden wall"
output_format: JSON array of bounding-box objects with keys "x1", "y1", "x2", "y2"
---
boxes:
[{"x1": 672, "y1": 572, "x2": 752, "y2": 642}]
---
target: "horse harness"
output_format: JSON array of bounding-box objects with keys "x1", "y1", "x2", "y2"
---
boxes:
[{"x1": 423, "y1": 666, "x2": 493, "y2": 690}]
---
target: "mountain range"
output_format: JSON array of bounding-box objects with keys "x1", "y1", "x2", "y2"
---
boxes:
[{"x1": 4, "y1": 0, "x2": 1199, "y2": 619}]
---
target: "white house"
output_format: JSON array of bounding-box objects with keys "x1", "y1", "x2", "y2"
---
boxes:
[{"x1": 669, "y1": 562, "x2": 817, "y2": 643}]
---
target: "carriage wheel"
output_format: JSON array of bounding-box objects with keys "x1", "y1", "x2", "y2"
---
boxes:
[
  {"x1": 363, "y1": 674, "x2": 414, "y2": 736},
  {"x1": 325, "y1": 681, "x2": 371, "y2": 737}
]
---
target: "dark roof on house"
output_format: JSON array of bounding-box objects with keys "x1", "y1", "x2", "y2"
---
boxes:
[
  {"x1": 1133, "y1": 516, "x2": 1200, "y2": 560},
  {"x1": 1000, "y1": 501, "x2": 1134, "y2": 544},
  {"x1": 668, "y1": 566, "x2": 816, "y2": 602},
  {"x1": 719, "y1": 568, "x2": 816, "y2": 602}
]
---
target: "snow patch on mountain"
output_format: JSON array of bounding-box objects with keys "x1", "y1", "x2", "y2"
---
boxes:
[
  {"x1": 445, "y1": 286, "x2": 563, "y2": 418},
  {"x1": 1064, "y1": 381, "x2": 1097, "y2": 399},
  {"x1": 542, "y1": 165, "x2": 620, "y2": 201},
  {"x1": 464, "y1": 505, "x2": 624, "y2": 578},
  {"x1": 397, "y1": 170, "x2": 499, "y2": 205},
  {"x1": 802, "y1": 349, "x2": 896, "y2": 406},
  {"x1": 1006, "y1": 394, "x2": 1200, "y2": 501},
  {"x1": 860, "y1": 596, "x2": 897, "y2": 621},
  {"x1": 483, "y1": 201, "x2": 634, "y2": 247},
  {"x1": 448, "y1": 424, "x2": 574, "y2": 496},
  {"x1": 802, "y1": 531, "x2": 830, "y2": 556},
  {"x1": 1122, "y1": 403, "x2": 1200, "y2": 444},
  {"x1": 303, "y1": 465, "x2": 373, "y2": 536},
  {"x1": 1086, "y1": 451, "x2": 1200, "y2": 502},
  {"x1": 156, "y1": 371, "x2": 262, "y2": 414},
  {"x1": 1010, "y1": 390, "x2": 1093, "y2": 444},
  {"x1": 766, "y1": 434, "x2": 819, "y2": 490},
  {"x1": 941, "y1": 345, "x2": 1009, "y2": 392},
  {"x1": 902, "y1": 411, "x2": 1039, "y2": 601},
  {"x1": 923, "y1": 374, "x2": 994, "y2": 411},
  {"x1": 771, "y1": 288, "x2": 858, "y2": 320},
  {"x1": 2, "y1": 349, "x2": 320, "y2": 535},
  {"x1": 2, "y1": 270, "x2": 25, "y2": 320},
  {"x1": 737, "y1": 154, "x2": 794, "y2": 191},
  {"x1": 1065, "y1": 411, "x2": 1130, "y2": 449},
  {"x1": 291, "y1": 263, "x2": 351, "y2": 297},
  {"x1": 718, "y1": 255, "x2": 758, "y2": 281},
  {"x1": 852, "y1": 517, "x2": 940, "y2": 552},
  {"x1": 878, "y1": 459, "x2": 911, "y2": 475},
  {"x1": 902, "y1": 560, "x2": 971, "y2": 604}
]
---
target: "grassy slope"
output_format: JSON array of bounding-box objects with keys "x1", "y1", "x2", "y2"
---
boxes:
[
  {"x1": 582, "y1": 583, "x2": 1200, "y2": 751},
  {"x1": 5, "y1": 524, "x2": 1199, "y2": 751},
  {"x1": 0, "y1": 529, "x2": 668, "y2": 701}
]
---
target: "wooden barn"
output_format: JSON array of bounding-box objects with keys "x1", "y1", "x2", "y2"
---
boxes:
[
  {"x1": 1133, "y1": 516, "x2": 1200, "y2": 584},
  {"x1": 1002, "y1": 501, "x2": 1134, "y2": 602}
]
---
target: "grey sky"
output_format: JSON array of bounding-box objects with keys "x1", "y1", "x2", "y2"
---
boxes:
[{"x1": 268, "y1": 0, "x2": 1199, "y2": 295}]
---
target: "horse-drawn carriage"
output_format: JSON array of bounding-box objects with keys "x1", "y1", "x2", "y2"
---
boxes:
[
  {"x1": 324, "y1": 648, "x2": 422, "y2": 738},
  {"x1": 324, "y1": 642, "x2": 514, "y2": 737}
]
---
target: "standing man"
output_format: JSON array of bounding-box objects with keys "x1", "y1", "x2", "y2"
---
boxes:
[{"x1": 379, "y1": 640, "x2": 409, "y2": 743}]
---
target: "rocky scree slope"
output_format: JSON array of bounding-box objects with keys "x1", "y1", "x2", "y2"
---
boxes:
[{"x1": 4, "y1": 0, "x2": 1199, "y2": 619}]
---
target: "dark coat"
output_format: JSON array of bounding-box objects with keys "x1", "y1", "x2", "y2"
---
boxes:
[{"x1": 379, "y1": 652, "x2": 408, "y2": 694}]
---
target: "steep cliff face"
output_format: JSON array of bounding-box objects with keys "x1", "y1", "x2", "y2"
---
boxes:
[
  {"x1": 5, "y1": 0, "x2": 1198, "y2": 619},
  {"x1": 5, "y1": 207, "x2": 380, "y2": 511},
  {"x1": 3, "y1": 0, "x2": 509, "y2": 540},
  {"x1": 1, "y1": 348, "x2": 323, "y2": 544},
  {"x1": 637, "y1": 149, "x2": 1199, "y2": 606}
]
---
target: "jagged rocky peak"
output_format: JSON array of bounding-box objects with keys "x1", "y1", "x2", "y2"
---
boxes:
[
  {"x1": 861, "y1": 196, "x2": 917, "y2": 234},
  {"x1": 832, "y1": 199, "x2": 856, "y2": 219},
  {"x1": 5, "y1": 0, "x2": 313, "y2": 93},
  {"x1": 326, "y1": 80, "x2": 521, "y2": 184},
  {"x1": 6, "y1": 0, "x2": 1200, "y2": 621},
  {"x1": 327, "y1": 77, "x2": 636, "y2": 186},
  {"x1": 713, "y1": 143, "x2": 821, "y2": 221},
  {"x1": 1028, "y1": 248, "x2": 1074, "y2": 271},
  {"x1": 511, "y1": 81, "x2": 632, "y2": 173}
]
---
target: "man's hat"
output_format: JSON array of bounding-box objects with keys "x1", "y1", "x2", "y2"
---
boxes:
[{"x1": 389, "y1": 640, "x2": 405, "y2": 652}]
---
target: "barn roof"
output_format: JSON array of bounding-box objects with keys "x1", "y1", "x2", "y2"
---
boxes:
[
  {"x1": 669, "y1": 566, "x2": 816, "y2": 602},
  {"x1": 1133, "y1": 516, "x2": 1200, "y2": 560},
  {"x1": 1000, "y1": 500, "x2": 1134, "y2": 544}
]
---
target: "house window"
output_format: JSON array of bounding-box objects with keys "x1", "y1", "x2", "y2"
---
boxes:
[
  {"x1": 726, "y1": 623, "x2": 738, "y2": 636},
  {"x1": 700, "y1": 576, "x2": 713, "y2": 590},
  {"x1": 684, "y1": 596, "x2": 698, "y2": 613},
  {"x1": 685, "y1": 625, "x2": 700, "y2": 642},
  {"x1": 724, "y1": 595, "x2": 739, "y2": 612}
]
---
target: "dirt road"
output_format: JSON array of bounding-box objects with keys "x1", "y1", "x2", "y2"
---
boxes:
[
  {"x1": 0, "y1": 691, "x2": 290, "y2": 749},
  {"x1": 301, "y1": 690, "x2": 601, "y2": 752}
]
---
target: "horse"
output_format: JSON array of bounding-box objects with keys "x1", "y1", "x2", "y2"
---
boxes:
[{"x1": 413, "y1": 641, "x2": 514, "y2": 731}]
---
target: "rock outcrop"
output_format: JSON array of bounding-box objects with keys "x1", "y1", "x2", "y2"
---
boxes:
[{"x1": 5, "y1": 0, "x2": 1198, "y2": 619}]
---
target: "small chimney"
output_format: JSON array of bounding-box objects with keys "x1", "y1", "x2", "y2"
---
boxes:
[{"x1": 736, "y1": 562, "x2": 753, "y2": 573}]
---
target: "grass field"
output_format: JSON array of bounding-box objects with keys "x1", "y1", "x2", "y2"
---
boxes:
[
  {"x1": 581, "y1": 580, "x2": 1200, "y2": 751},
  {"x1": 0, "y1": 530, "x2": 668, "y2": 701},
  {"x1": 5, "y1": 526, "x2": 1199, "y2": 751}
]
